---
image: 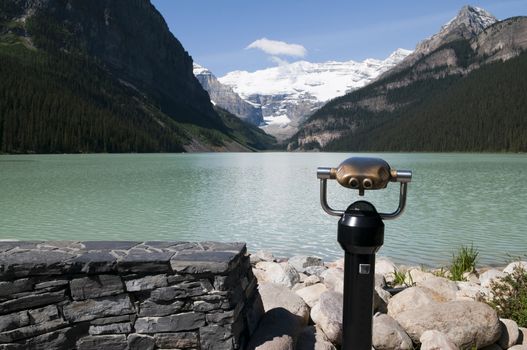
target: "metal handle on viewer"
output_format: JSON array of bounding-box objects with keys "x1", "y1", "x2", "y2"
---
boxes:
[{"x1": 317, "y1": 162, "x2": 412, "y2": 219}]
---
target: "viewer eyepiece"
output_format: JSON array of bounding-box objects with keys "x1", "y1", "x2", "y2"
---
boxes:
[{"x1": 348, "y1": 177, "x2": 359, "y2": 188}]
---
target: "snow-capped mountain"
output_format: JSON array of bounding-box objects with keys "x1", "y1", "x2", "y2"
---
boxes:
[
  {"x1": 193, "y1": 64, "x2": 263, "y2": 125},
  {"x1": 218, "y1": 48, "x2": 411, "y2": 140},
  {"x1": 382, "y1": 5, "x2": 497, "y2": 79}
]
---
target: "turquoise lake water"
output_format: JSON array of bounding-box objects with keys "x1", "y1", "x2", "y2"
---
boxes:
[{"x1": 0, "y1": 153, "x2": 526, "y2": 266}]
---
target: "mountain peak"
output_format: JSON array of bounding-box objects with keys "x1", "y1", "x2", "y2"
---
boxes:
[
  {"x1": 193, "y1": 63, "x2": 211, "y2": 76},
  {"x1": 387, "y1": 48, "x2": 413, "y2": 61},
  {"x1": 193, "y1": 63, "x2": 264, "y2": 125},
  {"x1": 443, "y1": 5, "x2": 497, "y2": 34},
  {"x1": 414, "y1": 5, "x2": 497, "y2": 56}
]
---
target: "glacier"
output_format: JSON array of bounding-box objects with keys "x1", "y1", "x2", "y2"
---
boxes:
[{"x1": 217, "y1": 48, "x2": 412, "y2": 140}]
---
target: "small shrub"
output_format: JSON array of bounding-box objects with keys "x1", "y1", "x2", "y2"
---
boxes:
[
  {"x1": 488, "y1": 264, "x2": 527, "y2": 327},
  {"x1": 449, "y1": 245, "x2": 479, "y2": 281}
]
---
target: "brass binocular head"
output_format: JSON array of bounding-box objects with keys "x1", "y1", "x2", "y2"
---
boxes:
[
  {"x1": 317, "y1": 157, "x2": 412, "y2": 219},
  {"x1": 318, "y1": 157, "x2": 411, "y2": 196},
  {"x1": 335, "y1": 157, "x2": 391, "y2": 194}
]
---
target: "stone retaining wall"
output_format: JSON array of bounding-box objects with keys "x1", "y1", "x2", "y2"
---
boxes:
[{"x1": 0, "y1": 241, "x2": 263, "y2": 349}]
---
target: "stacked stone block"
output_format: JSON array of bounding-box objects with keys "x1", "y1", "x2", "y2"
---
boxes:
[{"x1": 0, "y1": 241, "x2": 263, "y2": 349}]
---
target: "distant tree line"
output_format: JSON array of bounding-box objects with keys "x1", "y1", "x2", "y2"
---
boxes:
[
  {"x1": 322, "y1": 52, "x2": 527, "y2": 152},
  {"x1": 0, "y1": 43, "x2": 190, "y2": 153}
]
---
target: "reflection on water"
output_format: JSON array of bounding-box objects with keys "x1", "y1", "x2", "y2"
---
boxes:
[{"x1": 0, "y1": 153, "x2": 526, "y2": 266}]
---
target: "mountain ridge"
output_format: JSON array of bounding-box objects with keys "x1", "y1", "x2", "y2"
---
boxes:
[
  {"x1": 380, "y1": 5, "x2": 497, "y2": 80},
  {"x1": 0, "y1": 0, "x2": 275, "y2": 153},
  {"x1": 288, "y1": 7, "x2": 527, "y2": 152}
]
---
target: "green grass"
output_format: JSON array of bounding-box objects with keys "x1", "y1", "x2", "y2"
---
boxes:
[
  {"x1": 391, "y1": 268, "x2": 414, "y2": 287},
  {"x1": 449, "y1": 245, "x2": 479, "y2": 281}
]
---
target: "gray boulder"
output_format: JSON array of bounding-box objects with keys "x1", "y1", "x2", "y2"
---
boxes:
[
  {"x1": 374, "y1": 286, "x2": 391, "y2": 313},
  {"x1": 480, "y1": 269, "x2": 505, "y2": 288},
  {"x1": 416, "y1": 276, "x2": 458, "y2": 301},
  {"x1": 288, "y1": 256, "x2": 324, "y2": 274},
  {"x1": 497, "y1": 319, "x2": 520, "y2": 349},
  {"x1": 292, "y1": 282, "x2": 306, "y2": 292},
  {"x1": 375, "y1": 274, "x2": 387, "y2": 289},
  {"x1": 247, "y1": 307, "x2": 304, "y2": 350},
  {"x1": 250, "y1": 251, "x2": 276, "y2": 265},
  {"x1": 296, "y1": 325, "x2": 336, "y2": 350},
  {"x1": 310, "y1": 291, "x2": 343, "y2": 345},
  {"x1": 259, "y1": 283, "x2": 309, "y2": 325},
  {"x1": 320, "y1": 268, "x2": 343, "y2": 292},
  {"x1": 376, "y1": 258, "x2": 396, "y2": 283},
  {"x1": 503, "y1": 261, "x2": 527, "y2": 274},
  {"x1": 509, "y1": 346, "x2": 527, "y2": 350},
  {"x1": 393, "y1": 300, "x2": 501, "y2": 348},
  {"x1": 304, "y1": 275, "x2": 321, "y2": 286},
  {"x1": 455, "y1": 281, "x2": 484, "y2": 301},
  {"x1": 408, "y1": 269, "x2": 436, "y2": 284},
  {"x1": 372, "y1": 313, "x2": 413, "y2": 350},
  {"x1": 298, "y1": 273, "x2": 309, "y2": 283},
  {"x1": 255, "y1": 262, "x2": 300, "y2": 288},
  {"x1": 304, "y1": 266, "x2": 327, "y2": 277},
  {"x1": 387, "y1": 286, "x2": 446, "y2": 317},
  {"x1": 463, "y1": 272, "x2": 481, "y2": 284},
  {"x1": 420, "y1": 330, "x2": 459, "y2": 350},
  {"x1": 295, "y1": 283, "x2": 327, "y2": 308}
]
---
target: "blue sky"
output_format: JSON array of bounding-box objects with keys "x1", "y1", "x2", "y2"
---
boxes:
[{"x1": 151, "y1": 0, "x2": 527, "y2": 76}]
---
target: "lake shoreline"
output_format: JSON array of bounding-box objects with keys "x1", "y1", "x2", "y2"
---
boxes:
[{"x1": 249, "y1": 250, "x2": 514, "y2": 280}]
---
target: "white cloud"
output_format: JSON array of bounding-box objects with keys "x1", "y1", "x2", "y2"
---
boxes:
[{"x1": 246, "y1": 38, "x2": 307, "y2": 57}]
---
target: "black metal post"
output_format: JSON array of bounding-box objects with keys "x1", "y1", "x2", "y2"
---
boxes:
[
  {"x1": 338, "y1": 201, "x2": 384, "y2": 350},
  {"x1": 317, "y1": 157, "x2": 411, "y2": 348}
]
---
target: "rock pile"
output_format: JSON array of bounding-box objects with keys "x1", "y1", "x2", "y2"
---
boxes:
[{"x1": 249, "y1": 253, "x2": 527, "y2": 350}]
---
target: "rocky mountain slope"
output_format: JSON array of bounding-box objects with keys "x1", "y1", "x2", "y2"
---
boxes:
[
  {"x1": 382, "y1": 6, "x2": 497, "y2": 79},
  {"x1": 193, "y1": 64, "x2": 264, "y2": 126},
  {"x1": 289, "y1": 7, "x2": 527, "y2": 152},
  {"x1": 0, "y1": 0, "x2": 275, "y2": 153},
  {"x1": 217, "y1": 48, "x2": 411, "y2": 140}
]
